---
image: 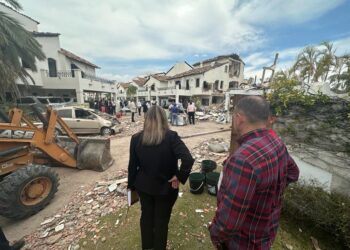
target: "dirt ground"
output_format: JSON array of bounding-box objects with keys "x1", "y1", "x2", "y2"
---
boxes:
[{"x1": 1, "y1": 118, "x2": 231, "y2": 242}]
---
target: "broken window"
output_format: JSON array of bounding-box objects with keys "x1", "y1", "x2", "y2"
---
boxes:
[
  {"x1": 176, "y1": 80, "x2": 181, "y2": 89},
  {"x1": 229, "y1": 81, "x2": 239, "y2": 89},
  {"x1": 196, "y1": 78, "x2": 200, "y2": 88},
  {"x1": 214, "y1": 80, "x2": 219, "y2": 90}
]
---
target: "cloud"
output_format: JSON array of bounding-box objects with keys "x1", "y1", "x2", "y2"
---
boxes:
[
  {"x1": 16, "y1": 0, "x2": 346, "y2": 80},
  {"x1": 235, "y1": 0, "x2": 345, "y2": 25}
]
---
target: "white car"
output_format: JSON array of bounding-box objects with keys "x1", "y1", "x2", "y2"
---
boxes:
[{"x1": 55, "y1": 107, "x2": 121, "y2": 136}]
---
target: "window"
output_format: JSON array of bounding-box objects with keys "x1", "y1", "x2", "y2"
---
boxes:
[
  {"x1": 224, "y1": 65, "x2": 228, "y2": 73},
  {"x1": 37, "y1": 98, "x2": 49, "y2": 104},
  {"x1": 186, "y1": 80, "x2": 190, "y2": 90},
  {"x1": 196, "y1": 78, "x2": 200, "y2": 88},
  {"x1": 49, "y1": 97, "x2": 64, "y2": 103},
  {"x1": 151, "y1": 84, "x2": 155, "y2": 91},
  {"x1": 16, "y1": 97, "x2": 35, "y2": 104},
  {"x1": 175, "y1": 80, "x2": 181, "y2": 89},
  {"x1": 229, "y1": 81, "x2": 239, "y2": 89},
  {"x1": 57, "y1": 109, "x2": 73, "y2": 118},
  {"x1": 220, "y1": 81, "x2": 223, "y2": 89},
  {"x1": 75, "y1": 109, "x2": 91, "y2": 119},
  {"x1": 214, "y1": 80, "x2": 219, "y2": 90},
  {"x1": 48, "y1": 58, "x2": 57, "y2": 77},
  {"x1": 22, "y1": 60, "x2": 31, "y2": 69}
]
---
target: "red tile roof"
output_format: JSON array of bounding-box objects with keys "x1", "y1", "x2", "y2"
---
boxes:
[
  {"x1": 33, "y1": 32, "x2": 60, "y2": 37},
  {"x1": 193, "y1": 53, "x2": 244, "y2": 67},
  {"x1": 59, "y1": 48, "x2": 99, "y2": 69},
  {"x1": 119, "y1": 83, "x2": 130, "y2": 89},
  {"x1": 167, "y1": 62, "x2": 226, "y2": 79},
  {"x1": 133, "y1": 77, "x2": 148, "y2": 87}
]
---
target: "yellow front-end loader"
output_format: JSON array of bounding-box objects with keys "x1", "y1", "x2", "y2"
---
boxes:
[{"x1": 0, "y1": 106, "x2": 113, "y2": 219}]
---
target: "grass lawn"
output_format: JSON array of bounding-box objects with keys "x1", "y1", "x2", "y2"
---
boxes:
[{"x1": 79, "y1": 181, "x2": 344, "y2": 250}]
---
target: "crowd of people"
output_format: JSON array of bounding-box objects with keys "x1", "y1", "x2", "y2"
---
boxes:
[{"x1": 88, "y1": 98, "x2": 199, "y2": 127}]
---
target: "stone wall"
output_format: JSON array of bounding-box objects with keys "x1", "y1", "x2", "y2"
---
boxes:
[{"x1": 273, "y1": 99, "x2": 350, "y2": 195}]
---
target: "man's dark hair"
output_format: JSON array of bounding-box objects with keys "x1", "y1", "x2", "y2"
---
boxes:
[{"x1": 235, "y1": 96, "x2": 270, "y2": 123}]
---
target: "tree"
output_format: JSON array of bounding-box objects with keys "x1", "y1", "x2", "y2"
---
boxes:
[
  {"x1": 314, "y1": 41, "x2": 336, "y2": 82},
  {"x1": 329, "y1": 55, "x2": 350, "y2": 94},
  {"x1": 292, "y1": 46, "x2": 318, "y2": 87},
  {"x1": 126, "y1": 85, "x2": 137, "y2": 97},
  {"x1": 0, "y1": 0, "x2": 45, "y2": 101}
]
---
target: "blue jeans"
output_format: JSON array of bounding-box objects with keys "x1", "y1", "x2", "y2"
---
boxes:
[{"x1": 171, "y1": 113, "x2": 178, "y2": 126}]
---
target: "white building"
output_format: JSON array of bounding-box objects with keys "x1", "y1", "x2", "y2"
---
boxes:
[
  {"x1": 121, "y1": 55, "x2": 245, "y2": 106},
  {"x1": 0, "y1": 3, "x2": 116, "y2": 104}
]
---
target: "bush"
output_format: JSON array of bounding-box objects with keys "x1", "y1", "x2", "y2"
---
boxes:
[{"x1": 283, "y1": 181, "x2": 350, "y2": 248}]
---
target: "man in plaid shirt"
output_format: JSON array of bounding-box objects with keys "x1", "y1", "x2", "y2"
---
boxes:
[{"x1": 209, "y1": 96, "x2": 299, "y2": 250}]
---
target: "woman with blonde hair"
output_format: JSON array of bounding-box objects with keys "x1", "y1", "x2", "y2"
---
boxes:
[{"x1": 128, "y1": 105, "x2": 194, "y2": 250}]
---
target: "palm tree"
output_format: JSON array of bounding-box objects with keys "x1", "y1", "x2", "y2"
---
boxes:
[
  {"x1": 314, "y1": 41, "x2": 336, "y2": 82},
  {"x1": 126, "y1": 85, "x2": 137, "y2": 97},
  {"x1": 329, "y1": 55, "x2": 350, "y2": 94},
  {"x1": 0, "y1": 0, "x2": 45, "y2": 101},
  {"x1": 292, "y1": 46, "x2": 318, "y2": 88}
]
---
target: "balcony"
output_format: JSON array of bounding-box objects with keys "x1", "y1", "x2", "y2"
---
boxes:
[{"x1": 41, "y1": 69, "x2": 116, "y2": 93}]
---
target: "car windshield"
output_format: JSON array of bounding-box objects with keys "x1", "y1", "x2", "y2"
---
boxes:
[
  {"x1": 16, "y1": 97, "x2": 35, "y2": 104},
  {"x1": 49, "y1": 97, "x2": 63, "y2": 103},
  {"x1": 37, "y1": 98, "x2": 49, "y2": 104}
]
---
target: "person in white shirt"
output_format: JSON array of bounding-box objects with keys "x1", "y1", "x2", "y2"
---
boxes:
[
  {"x1": 129, "y1": 99, "x2": 137, "y2": 122},
  {"x1": 187, "y1": 101, "x2": 196, "y2": 125},
  {"x1": 137, "y1": 100, "x2": 142, "y2": 116}
]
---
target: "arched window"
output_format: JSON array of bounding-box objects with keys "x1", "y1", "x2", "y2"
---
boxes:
[{"x1": 48, "y1": 58, "x2": 57, "y2": 77}]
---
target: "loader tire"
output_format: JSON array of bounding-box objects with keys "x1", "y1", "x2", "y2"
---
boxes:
[{"x1": 0, "y1": 165, "x2": 59, "y2": 220}]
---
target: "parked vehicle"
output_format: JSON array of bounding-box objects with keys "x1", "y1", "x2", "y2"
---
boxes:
[
  {"x1": 16, "y1": 96, "x2": 66, "y2": 108},
  {"x1": 55, "y1": 107, "x2": 120, "y2": 136}
]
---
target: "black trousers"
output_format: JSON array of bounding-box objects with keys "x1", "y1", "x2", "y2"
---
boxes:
[
  {"x1": 131, "y1": 112, "x2": 135, "y2": 122},
  {"x1": 138, "y1": 190, "x2": 178, "y2": 250},
  {"x1": 188, "y1": 112, "x2": 195, "y2": 124},
  {"x1": 0, "y1": 227, "x2": 10, "y2": 250},
  {"x1": 138, "y1": 107, "x2": 141, "y2": 116}
]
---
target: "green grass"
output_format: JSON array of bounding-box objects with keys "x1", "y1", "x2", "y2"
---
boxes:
[{"x1": 79, "y1": 183, "x2": 345, "y2": 250}]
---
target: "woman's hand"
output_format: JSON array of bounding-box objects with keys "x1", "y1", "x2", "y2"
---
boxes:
[{"x1": 168, "y1": 175, "x2": 179, "y2": 189}]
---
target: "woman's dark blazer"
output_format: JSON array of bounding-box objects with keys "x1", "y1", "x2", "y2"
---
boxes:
[{"x1": 127, "y1": 130, "x2": 194, "y2": 195}]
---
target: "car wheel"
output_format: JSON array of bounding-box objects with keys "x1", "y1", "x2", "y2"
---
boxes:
[{"x1": 100, "y1": 127, "x2": 112, "y2": 136}]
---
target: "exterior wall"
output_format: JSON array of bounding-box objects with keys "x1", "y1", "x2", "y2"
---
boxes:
[
  {"x1": 0, "y1": 4, "x2": 38, "y2": 32},
  {"x1": 60, "y1": 56, "x2": 96, "y2": 76},
  {"x1": 166, "y1": 62, "x2": 192, "y2": 77},
  {"x1": 16, "y1": 36, "x2": 62, "y2": 87}
]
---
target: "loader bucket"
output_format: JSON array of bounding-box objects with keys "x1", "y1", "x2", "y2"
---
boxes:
[{"x1": 76, "y1": 137, "x2": 114, "y2": 172}]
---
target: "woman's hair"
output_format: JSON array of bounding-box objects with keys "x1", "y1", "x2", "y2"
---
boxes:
[{"x1": 142, "y1": 105, "x2": 169, "y2": 145}]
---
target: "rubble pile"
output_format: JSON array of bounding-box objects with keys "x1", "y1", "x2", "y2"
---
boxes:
[
  {"x1": 23, "y1": 171, "x2": 128, "y2": 250},
  {"x1": 114, "y1": 115, "x2": 144, "y2": 137},
  {"x1": 195, "y1": 103, "x2": 230, "y2": 124},
  {"x1": 191, "y1": 138, "x2": 230, "y2": 171}
]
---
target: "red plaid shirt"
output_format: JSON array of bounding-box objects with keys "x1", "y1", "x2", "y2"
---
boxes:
[{"x1": 209, "y1": 128, "x2": 299, "y2": 250}]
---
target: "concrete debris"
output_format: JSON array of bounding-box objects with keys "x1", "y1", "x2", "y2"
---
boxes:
[
  {"x1": 46, "y1": 233, "x2": 62, "y2": 245},
  {"x1": 40, "y1": 217, "x2": 55, "y2": 226},
  {"x1": 54, "y1": 224, "x2": 64, "y2": 232},
  {"x1": 23, "y1": 170, "x2": 128, "y2": 250},
  {"x1": 208, "y1": 143, "x2": 229, "y2": 153}
]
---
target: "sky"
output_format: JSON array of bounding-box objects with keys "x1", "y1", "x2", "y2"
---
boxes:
[{"x1": 14, "y1": 0, "x2": 350, "y2": 82}]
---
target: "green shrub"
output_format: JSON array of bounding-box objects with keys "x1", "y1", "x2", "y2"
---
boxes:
[{"x1": 283, "y1": 181, "x2": 350, "y2": 248}]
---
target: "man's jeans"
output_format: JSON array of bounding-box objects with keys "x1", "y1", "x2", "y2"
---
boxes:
[{"x1": 171, "y1": 113, "x2": 178, "y2": 126}]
